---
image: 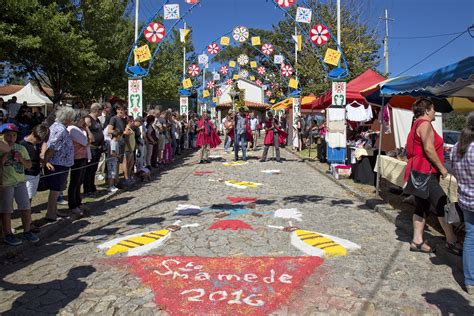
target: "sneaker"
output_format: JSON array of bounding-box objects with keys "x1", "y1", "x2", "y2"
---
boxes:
[
  {"x1": 57, "y1": 198, "x2": 68, "y2": 205},
  {"x1": 4, "y1": 234, "x2": 23, "y2": 246},
  {"x1": 71, "y1": 207, "x2": 84, "y2": 216},
  {"x1": 108, "y1": 186, "x2": 119, "y2": 193},
  {"x1": 23, "y1": 231, "x2": 40, "y2": 243}
]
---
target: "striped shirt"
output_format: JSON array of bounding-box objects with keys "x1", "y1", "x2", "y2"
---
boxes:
[{"x1": 452, "y1": 142, "x2": 474, "y2": 211}]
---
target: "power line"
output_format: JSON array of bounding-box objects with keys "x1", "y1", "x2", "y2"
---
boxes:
[
  {"x1": 396, "y1": 30, "x2": 468, "y2": 76},
  {"x1": 389, "y1": 31, "x2": 465, "y2": 39}
]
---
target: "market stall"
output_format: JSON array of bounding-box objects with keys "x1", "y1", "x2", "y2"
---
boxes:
[{"x1": 1, "y1": 82, "x2": 53, "y2": 115}]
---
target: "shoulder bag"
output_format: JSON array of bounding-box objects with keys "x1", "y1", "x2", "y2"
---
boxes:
[{"x1": 444, "y1": 153, "x2": 464, "y2": 224}]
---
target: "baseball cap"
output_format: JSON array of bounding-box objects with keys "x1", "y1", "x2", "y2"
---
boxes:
[{"x1": 0, "y1": 123, "x2": 19, "y2": 133}]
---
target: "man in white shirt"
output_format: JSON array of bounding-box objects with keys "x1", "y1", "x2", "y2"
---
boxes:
[{"x1": 249, "y1": 112, "x2": 259, "y2": 150}]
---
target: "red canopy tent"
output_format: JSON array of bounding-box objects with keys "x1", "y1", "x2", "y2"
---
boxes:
[{"x1": 313, "y1": 69, "x2": 385, "y2": 109}]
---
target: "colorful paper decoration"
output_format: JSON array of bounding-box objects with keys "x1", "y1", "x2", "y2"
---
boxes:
[
  {"x1": 275, "y1": 0, "x2": 296, "y2": 8},
  {"x1": 179, "y1": 28, "x2": 190, "y2": 43},
  {"x1": 203, "y1": 89, "x2": 210, "y2": 97},
  {"x1": 274, "y1": 54, "x2": 284, "y2": 64},
  {"x1": 187, "y1": 64, "x2": 200, "y2": 77},
  {"x1": 182, "y1": 78, "x2": 192, "y2": 89},
  {"x1": 229, "y1": 60, "x2": 236, "y2": 67},
  {"x1": 164, "y1": 4, "x2": 180, "y2": 20},
  {"x1": 220, "y1": 36, "x2": 230, "y2": 46},
  {"x1": 324, "y1": 48, "x2": 341, "y2": 66},
  {"x1": 250, "y1": 75, "x2": 255, "y2": 81},
  {"x1": 255, "y1": 79, "x2": 262, "y2": 86},
  {"x1": 144, "y1": 22, "x2": 166, "y2": 43},
  {"x1": 213, "y1": 73, "x2": 220, "y2": 81},
  {"x1": 257, "y1": 66, "x2": 266, "y2": 75},
  {"x1": 250, "y1": 61, "x2": 257, "y2": 68},
  {"x1": 310, "y1": 24, "x2": 330, "y2": 46},
  {"x1": 219, "y1": 65, "x2": 229, "y2": 74},
  {"x1": 251, "y1": 36, "x2": 261, "y2": 46},
  {"x1": 226, "y1": 78, "x2": 233, "y2": 85},
  {"x1": 289, "y1": 78, "x2": 299, "y2": 89},
  {"x1": 233, "y1": 74, "x2": 239, "y2": 80},
  {"x1": 185, "y1": 0, "x2": 199, "y2": 4},
  {"x1": 133, "y1": 45, "x2": 152, "y2": 63},
  {"x1": 212, "y1": 97, "x2": 218, "y2": 103},
  {"x1": 262, "y1": 43, "x2": 274, "y2": 55},
  {"x1": 239, "y1": 69, "x2": 249, "y2": 79},
  {"x1": 280, "y1": 64, "x2": 294, "y2": 77},
  {"x1": 198, "y1": 54, "x2": 209, "y2": 65},
  {"x1": 237, "y1": 54, "x2": 249, "y2": 65},
  {"x1": 296, "y1": 7, "x2": 312, "y2": 23},
  {"x1": 292, "y1": 35, "x2": 302, "y2": 51},
  {"x1": 216, "y1": 88, "x2": 223, "y2": 96},
  {"x1": 207, "y1": 42, "x2": 220, "y2": 55},
  {"x1": 266, "y1": 90, "x2": 273, "y2": 97},
  {"x1": 207, "y1": 81, "x2": 215, "y2": 89},
  {"x1": 271, "y1": 82, "x2": 276, "y2": 89},
  {"x1": 232, "y1": 26, "x2": 249, "y2": 42}
]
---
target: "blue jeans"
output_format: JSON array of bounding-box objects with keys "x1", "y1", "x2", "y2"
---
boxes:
[
  {"x1": 224, "y1": 135, "x2": 231, "y2": 152},
  {"x1": 464, "y1": 208, "x2": 474, "y2": 286},
  {"x1": 234, "y1": 133, "x2": 247, "y2": 160}
]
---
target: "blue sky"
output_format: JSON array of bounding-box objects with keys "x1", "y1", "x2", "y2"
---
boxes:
[{"x1": 137, "y1": 0, "x2": 474, "y2": 77}]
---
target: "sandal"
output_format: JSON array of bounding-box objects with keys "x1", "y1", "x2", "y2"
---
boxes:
[
  {"x1": 410, "y1": 240, "x2": 435, "y2": 254},
  {"x1": 446, "y1": 241, "x2": 463, "y2": 256}
]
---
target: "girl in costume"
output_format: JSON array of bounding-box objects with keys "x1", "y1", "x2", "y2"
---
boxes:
[
  {"x1": 196, "y1": 112, "x2": 221, "y2": 164},
  {"x1": 260, "y1": 111, "x2": 288, "y2": 163}
]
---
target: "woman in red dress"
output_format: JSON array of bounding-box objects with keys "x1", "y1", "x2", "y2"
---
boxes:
[
  {"x1": 404, "y1": 98, "x2": 460, "y2": 254},
  {"x1": 260, "y1": 111, "x2": 288, "y2": 162},
  {"x1": 196, "y1": 112, "x2": 221, "y2": 164}
]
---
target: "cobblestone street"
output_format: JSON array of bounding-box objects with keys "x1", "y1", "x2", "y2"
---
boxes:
[{"x1": 0, "y1": 146, "x2": 472, "y2": 315}]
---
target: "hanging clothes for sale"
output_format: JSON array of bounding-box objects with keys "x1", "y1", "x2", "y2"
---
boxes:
[
  {"x1": 346, "y1": 102, "x2": 373, "y2": 122},
  {"x1": 327, "y1": 108, "x2": 345, "y2": 121},
  {"x1": 326, "y1": 132, "x2": 346, "y2": 148}
]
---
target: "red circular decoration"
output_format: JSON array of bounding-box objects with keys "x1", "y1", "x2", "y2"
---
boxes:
[
  {"x1": 220, "y1": 65, "x2": 229, "y2": 74},
  {"x1": 185, "y1": 0, "x2": 199, "y2": 4},
  {"x1": 275, "y1": 0, "x2": 296, "y2": 8},
  {"x1": 216, "y1": 89, "x2": 223, "y2": 96},
  {"x1": 207, "y1": 81, "x2": 215, "y2": 89},
  {"x1": 144, "y1": 22, "x2": 166, "y2": 43},
  {"x1": 255, "y1": 79, "x2": 262, "y2": 86},
  {"x1": 207, "y1": 42, "x2": 220, "y2": 55},
  {"x1": 262, "y1": 43, "x2": 274, "y2": 55},
  {"x1": 310, "y1": 24, "x2": 330, "y2": 46},
  {"x1": 226, "y1": 78, "x2": 233, "y2": 85},
  {"x1": 280, "y1": 64, "x2": 294, "y2": 77},
  {"x1": 257, "y1": 66, "x2": 266, "y2": 75},
  {"x1": 187, "y1": 64, "x2": 200, "y2": 77}
]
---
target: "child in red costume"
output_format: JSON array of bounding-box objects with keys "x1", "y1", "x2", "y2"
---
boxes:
[
  {"x1": 260, "y1": 111, "x2": 288, "y2": 162},
  {"x1": 196, "y1": 112, "x2": 221, "y2": 164}
]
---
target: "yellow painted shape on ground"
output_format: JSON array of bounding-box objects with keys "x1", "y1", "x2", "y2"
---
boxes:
[
  {"x1": 226, "y1": 180, "x2": 259, "y2": 188},
  {"x1": 294, "y1": 229, "x2": 347, "y2": 257},
  {"x1": 223, "y1": 161, "x2": 248, "y2": 167},
  {"x1": 105, "y1": 229, "x2": 171, "y2": 256}
]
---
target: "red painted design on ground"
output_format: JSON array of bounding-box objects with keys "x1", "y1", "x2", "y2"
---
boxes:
[
  {"x1": 125, "y1": 256, "x2": 324, "y2": 315},
  {"x1": 227, "y1": 196, "x2": 258, "y2": 204},
  {"x1": 193, "y1": 171, "x2": 214, "y2": 176},
  {"x1": 207, "y1": 220, "x2": 253, "y2": 230}
]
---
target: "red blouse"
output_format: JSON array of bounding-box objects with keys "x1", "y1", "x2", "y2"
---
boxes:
[{"x1": 404, "y1": 118, "x2": 444, "y2": 182}]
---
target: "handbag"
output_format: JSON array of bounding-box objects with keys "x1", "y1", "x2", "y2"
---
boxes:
[
  {"x1": 37, "y1": 168, "x2": 49, "y2": 192},
  {"x1": 403, "y1": 120, "x2": 432, "y2": 199},
  {"x1": 444, "y1": 156, "x2": 464, "y2": 224}
]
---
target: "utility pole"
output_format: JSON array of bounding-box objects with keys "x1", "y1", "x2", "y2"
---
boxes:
[
  {"x1": 337, "y1": 0, "x2": 341, "y2": 51},
  {"x1": 182, "y1": 22, "x2": 187, "y2": 77},
  {"x1": 379, "y1": 9, "x2": 394, "y2": 76},
  {"x1": 134, "y1": 0, "x2": 139, "y2": 64}
]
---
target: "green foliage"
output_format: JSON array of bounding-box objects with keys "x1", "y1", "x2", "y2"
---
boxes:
[
  {"x1": 443, "y1": 112, "x2": 467, "y2": 131},
  {"x1": 0, "y1": 0, "x2": 133, "y2": 103}
]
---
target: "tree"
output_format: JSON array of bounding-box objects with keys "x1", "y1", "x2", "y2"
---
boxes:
[{"x1": 0, "y1": 0, "x2": 134, "y2": 104}]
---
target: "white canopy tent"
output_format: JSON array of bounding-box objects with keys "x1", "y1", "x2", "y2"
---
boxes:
[{"x1": 2, "y1": 82, "x2": 53, "y2": 114}]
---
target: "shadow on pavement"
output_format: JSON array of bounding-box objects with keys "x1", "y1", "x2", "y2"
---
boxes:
[
  {"x1": 422, "y1": 288, "x2": 474, "y2": 315},
  {"x1": 1, "y1": 265, "x2": 96, "y2": 315},
  {"x1": 127, "y1": 217, "x2": 166, "y2": 226}
]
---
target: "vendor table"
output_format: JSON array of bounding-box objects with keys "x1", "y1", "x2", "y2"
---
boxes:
[{"x1": 375, "y1": 155, "x2": 458, "y2": 202}]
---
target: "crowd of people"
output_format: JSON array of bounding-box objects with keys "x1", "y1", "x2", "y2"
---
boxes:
[{"x1": 0, "y1": 98, "x2": 204, "y2": 247}]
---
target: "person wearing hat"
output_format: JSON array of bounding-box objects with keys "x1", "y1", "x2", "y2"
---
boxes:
[
  {"x1": 0, "y1": 123, "x2": 39, "y2": 246},
  {"x1": 260, "y1": 110, "x2": 288, "y2": 162}
]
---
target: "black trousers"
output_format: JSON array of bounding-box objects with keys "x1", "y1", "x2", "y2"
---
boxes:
[
  {"x1": 83, "y1": 147, "x2": 102, "y2": 194},
  {"x1": 68, "y1": 158, "x2": 87, "y2": 210}
]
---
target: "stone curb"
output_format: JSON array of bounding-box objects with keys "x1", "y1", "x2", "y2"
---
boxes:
[
  {"x1": 284, "y1": 148, "x2": 463, "y2": 270},
  {"x1": 0, "y1": 149, "x2": 197, "y2": 260}
]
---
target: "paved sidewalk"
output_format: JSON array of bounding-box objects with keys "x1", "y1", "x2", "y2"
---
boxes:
[{"x1": 0, "y1": 144, "x2": 472, "y2": 315}]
